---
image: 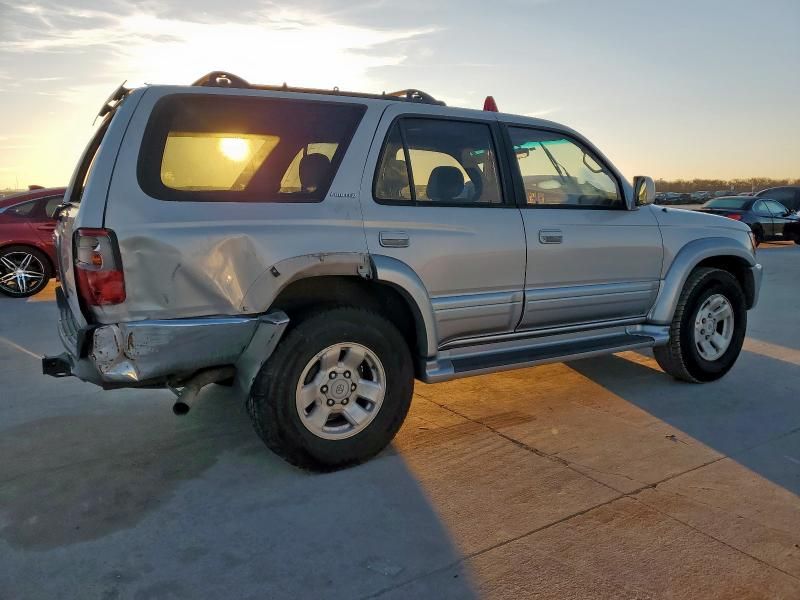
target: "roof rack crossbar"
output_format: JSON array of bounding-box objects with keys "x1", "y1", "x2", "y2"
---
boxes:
[{"x1": 191, "y1": 71, "x2": 445, "y2": 106}]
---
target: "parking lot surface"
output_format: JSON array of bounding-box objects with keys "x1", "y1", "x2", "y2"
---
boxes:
[{"x1": 1, "y1": 242, "x2": 799, "y2": 599}]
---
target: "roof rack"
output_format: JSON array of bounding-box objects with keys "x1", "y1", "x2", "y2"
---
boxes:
[{"x1": 191, "y1": 71, "x2": 446, "y2": 106}]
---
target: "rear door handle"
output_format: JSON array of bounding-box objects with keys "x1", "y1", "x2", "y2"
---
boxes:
[
  {"x1": 379, "y1": 231, "x2": 410, "y2": 248},
  {"x1": 539, "y1": 229, "x2": 563, "y2": 244}
]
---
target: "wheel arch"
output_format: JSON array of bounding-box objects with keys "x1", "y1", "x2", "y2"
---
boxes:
[
  {"x1": 649, "y1": 237, "x2": 757, "y2": 324},
  {"x1": 267, "y1": 272, "x2": 435, "y2": 374}
]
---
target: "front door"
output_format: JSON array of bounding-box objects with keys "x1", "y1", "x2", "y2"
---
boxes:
[
  {"x1": 359, "y1": 109, "x2": 526, "y2": 346},
  {"x1": 504, "y1": 125, "x2": 663, "y2": 330}
]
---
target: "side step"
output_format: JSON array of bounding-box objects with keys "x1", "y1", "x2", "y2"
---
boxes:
[{"x1": 423, "y1": 332, "x2": 659, "y2": 383}]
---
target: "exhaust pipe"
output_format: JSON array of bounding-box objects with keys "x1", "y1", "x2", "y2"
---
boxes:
[{"x1": 170, "y1": 366, "x2": 236, "y2": 416}]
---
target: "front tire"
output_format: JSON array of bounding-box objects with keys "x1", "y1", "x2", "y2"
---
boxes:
[
  {"x1": 247, "y1": 307, "x2": 414, "y2": 470},
  {"x1": 654, "y1": 267, "x2": 746, "y2": 383},
  {"x1": 0, "y1": 245, "x2": 51, "y2": 298}
]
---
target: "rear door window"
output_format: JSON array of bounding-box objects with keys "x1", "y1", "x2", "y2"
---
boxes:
[
  {"x1": 138, "y1": 95, "x2": 366, "y2": 202},
  {"x1": 374, "y1": 118, "x2": 504, "y2": 205}
]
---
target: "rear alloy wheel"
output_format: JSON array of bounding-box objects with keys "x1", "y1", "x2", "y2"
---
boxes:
[
  {"x1": 247, "y1": 307, "x2": 414, "y2": 470},
  {"x1": 0, "y1": 246, "x2": 51, "y2": 298}
]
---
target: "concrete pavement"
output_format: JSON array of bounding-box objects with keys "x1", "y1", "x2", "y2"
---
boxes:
[{"x1": 1, "y1": 242, "x2": 799, "y2": 599}]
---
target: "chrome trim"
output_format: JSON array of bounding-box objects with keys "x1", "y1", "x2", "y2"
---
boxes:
[
  {"x1": 439, "y1": 316, "x2": 646, "y2": 351},
  {"x1": 423, "y1": 332, "x2": 657, "y2": 383}
]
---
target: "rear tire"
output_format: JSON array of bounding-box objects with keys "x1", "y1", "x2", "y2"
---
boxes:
[
  {"x1": 247, "y1": 307, "x2": 414, "y2": 470},
  {"x1": 0, "y1": 245, "x2": 51, "y2": 298},
  {"x1": 654, "y1": 267, "x2": 746, "y2": 383},
  {"x1": 751, "y1": 226, "x2": 763, "y2": 247}
]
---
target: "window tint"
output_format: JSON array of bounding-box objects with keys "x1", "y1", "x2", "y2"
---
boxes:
[
  {"x1": 765, "y1": 200, "x2": 789, "y2": 216},
  {"x1": 280, "y1": 143, "x2": 339, "y2": 193},
  {"x1": 139, "y1": 95, "x2": 366, "y2": 202},
  {"x1": 6, "y1": 199, "x2": 37, "y2": 217},
  {"x1": 752, "y1": 200, "x2": 766, "y2": 215},
  {"x1": 705, "y1": 198, "x2": 748, "y2": 209},
  {"x1": 508, "y1": 127, "x2": 621, "y2": 208},
  {"x1": 375, "y1": 118, "x2": 503, "y2": 204}
]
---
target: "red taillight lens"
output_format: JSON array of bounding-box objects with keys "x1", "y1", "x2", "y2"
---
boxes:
[
  {"x1": 725, "y1": 213, "x2": 743, "y2": 221},
  {"x1": 74, "y1": 228, "x2": 126, "y2": 305}
]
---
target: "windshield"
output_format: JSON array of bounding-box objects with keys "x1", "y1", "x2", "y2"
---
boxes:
[{"x1": 704, "y1": 197, "x2": 748, "y2": 209}]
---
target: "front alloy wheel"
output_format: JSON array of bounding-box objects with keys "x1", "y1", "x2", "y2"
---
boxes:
[{"x1": 692, "y1": 294, "x2": 734, "y2": 361}]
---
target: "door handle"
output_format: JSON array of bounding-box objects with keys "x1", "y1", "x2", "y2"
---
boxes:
[
  {"x1": 379, "y1": 231, "x2": 410, "y2": 248},
  {"x1": 539, "y1": 229, "x2": 563, "y2": 244}
]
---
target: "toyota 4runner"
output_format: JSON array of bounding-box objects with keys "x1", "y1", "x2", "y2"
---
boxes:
[{"x1": 43, "y1": 72, "x2": 763, "y2": 469}]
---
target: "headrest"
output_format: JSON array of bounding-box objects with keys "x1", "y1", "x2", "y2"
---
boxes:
[
  {"x1": 299, "y1": 153, "x2": 332, "y2": 192},
  {"x1": 427, "y1": 166, "x2": 464, "y2": 202}
]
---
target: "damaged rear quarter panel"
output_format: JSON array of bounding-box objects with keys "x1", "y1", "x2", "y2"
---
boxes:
[{"x1": 97, "y1": 86, "x2": 381, "y2": 323}]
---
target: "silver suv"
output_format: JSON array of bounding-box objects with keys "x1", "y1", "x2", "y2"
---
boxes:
[{"x1": 44, "y1": 72, "x2": 762, "y2": 469}]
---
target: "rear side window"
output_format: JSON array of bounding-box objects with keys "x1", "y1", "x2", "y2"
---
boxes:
[
  {"x1": 5, "y1": 200, "x2": 38, "y2": 217},
  {"x1": 374, "y1": 118, "x2": 504, "y2": 205},
  {"x1": 138, "y1": 94, "x2": 366, "y2": 202}
]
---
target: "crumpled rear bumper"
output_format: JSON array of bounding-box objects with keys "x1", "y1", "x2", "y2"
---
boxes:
[{"x1": 43, "y1": 287, "x2": 288, "y2": 388}]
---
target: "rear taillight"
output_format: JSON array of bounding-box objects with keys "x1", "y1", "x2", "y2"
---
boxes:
[
  {"x1": 73, "y1": 228, "x2": 126, "y2": 305},
  {"x1": 725, "y1": 213, "x2": 743, "y2": 221}
]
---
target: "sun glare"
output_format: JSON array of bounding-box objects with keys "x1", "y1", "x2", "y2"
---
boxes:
[{"x1": 219, "y1": 137, "x2": 249, "y2": 162}]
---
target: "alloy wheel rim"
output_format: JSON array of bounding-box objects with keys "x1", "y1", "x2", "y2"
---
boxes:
[
  {"x1": 0, "y1": 251, "x2": 46, "y2": 295},
  {"x1": 693, "y1": 293, "x2": 734, "y2": 361},
  {"x1": 295, "y1": 342, "x2": 386, "y2": 440}
]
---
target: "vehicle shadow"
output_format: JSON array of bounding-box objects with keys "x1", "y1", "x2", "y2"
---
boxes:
[
  {"x1": 0, "y1": 381, "x2": 479, "y2": 599},
  {"x1": 566, "y1": 347, "x2": 800, "y2": 496}
]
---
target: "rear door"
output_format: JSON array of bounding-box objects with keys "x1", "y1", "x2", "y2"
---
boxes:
[
  {"x1": 503, "y1": 124, "x2": 663, "y2": 330},
  {"x1": 764, "y1": 200, "x2": 793, "y2": 239},
  {"x1": 359, "y1": 106, "x2": 527, "y2": 345},
  {"x1": 751, "y1": 200, "x2": 776, "y2": 238}
]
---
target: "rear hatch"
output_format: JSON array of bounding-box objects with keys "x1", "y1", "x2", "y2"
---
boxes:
[{"x1": 54, "y1": 85, "x2": 140, "y2": 353}]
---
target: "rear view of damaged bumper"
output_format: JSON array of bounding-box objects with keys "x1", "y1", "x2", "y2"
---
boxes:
[{"x1": 43, "y1": 299, "x2": 289, "y2": 391}]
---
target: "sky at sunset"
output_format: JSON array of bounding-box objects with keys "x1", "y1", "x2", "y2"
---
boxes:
[{"x1": 0, "y1": 0, "x2": 798, "y2": 189}]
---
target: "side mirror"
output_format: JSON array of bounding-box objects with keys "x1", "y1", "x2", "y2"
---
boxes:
[{"x1": 633, "y1": 176, "x2": 655, "y2": 207}]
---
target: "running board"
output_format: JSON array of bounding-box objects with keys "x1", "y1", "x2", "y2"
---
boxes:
[{"x1": 422, "y1": 331, "x2": 662, "y2": 383}]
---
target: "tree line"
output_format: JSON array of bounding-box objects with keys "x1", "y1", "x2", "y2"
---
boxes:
[{"x1": 654, "y1": 177, "x2": 799, "y2": 194}]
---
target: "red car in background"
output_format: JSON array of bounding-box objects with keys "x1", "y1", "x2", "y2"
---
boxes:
[{"x1": 0, "y1": 186, "x2": 66, "y2": 297}]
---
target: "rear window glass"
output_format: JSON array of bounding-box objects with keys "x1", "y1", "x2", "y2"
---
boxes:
[
  {"x1": 6, "y1": 199, "x2": 38, "y2": 217},
  {"x1": 138, "y1": 94, "x2": 366, "y2": 202},
  {"x1": 704, "y1": 198, "x2": 748, "y2": 209}
]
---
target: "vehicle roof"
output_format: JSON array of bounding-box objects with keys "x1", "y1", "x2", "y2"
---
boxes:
[
  {"x1": 757, "y1": 185, "x2": 799, "y2": 194},
  {"x1": 143, "y1": 82, "x2": 579, "y2": 137},
  {"x1": 0, "y1": 186, "x2": 67, "y2": 209}
]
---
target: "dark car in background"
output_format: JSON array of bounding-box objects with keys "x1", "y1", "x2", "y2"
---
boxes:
[
  {"x1": 0, "y1": 186, "x2": 66, "y2": 297},
  {"x1": 756, "y1": 186, "x2": 800, "y2": 213},
  {"x1": 697, "y1": 196, "x2": 800, "y2": 246}
]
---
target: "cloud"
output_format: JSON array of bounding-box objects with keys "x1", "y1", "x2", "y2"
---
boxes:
[
  {"x1": 0, "y1": 3, "x2": 434, "y2": 91},
  {"x1": 524, "y1": 108, "x2": 559, "y2": 118}
]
